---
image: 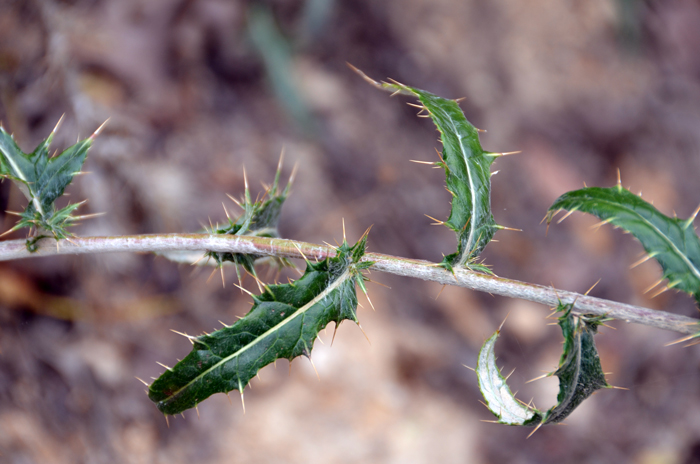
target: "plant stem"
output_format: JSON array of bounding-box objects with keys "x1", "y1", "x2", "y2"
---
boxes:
[{"x1": 0, "y1": 233, "x2": 696, "y2": 335}]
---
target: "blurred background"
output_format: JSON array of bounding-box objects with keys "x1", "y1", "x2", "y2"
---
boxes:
[{"x1": 2, "y1": 0, "x2": 700, "y2": 462}]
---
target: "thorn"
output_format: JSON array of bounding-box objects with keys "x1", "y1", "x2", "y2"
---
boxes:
[
  {"x1": 410, "y1": 159, "x2": 437, "y2": 166},
  {"x1": 226, "y1": 193, "x2": 243, "y2": 210},
  {"x1": 331, "y1": 322, "x2": 339, "y2": 346},
  {"x1": 165, "y1": 415, "x2": 170, "y2": 428},
  {"x1": 649, "y1": 285, "x2": 671, "y2": 299},
  {"x1": 556, "y1": 208, "x2": 579, "y2": 224},
  {"x1": 346, "y1": 62, "x2": 382, "y2": 88},
  {"x1": 505, "y1": 368, "x2": 516, "y2": 380},
  {"x1": 342, "y1": 218, "x2": 347, "y2": 243},
  {"x1": 171, "y1": 329, "x2": 196, "y2": 344},
  {"x1": 584, "y1": 278, "x2": 602, "y2": 296},
  {"x1": 242, "y1": 167, "x2": 249, "y2": 195},
  {"x1": 220, "y1": 266, "x2": 226, "y2": 288},
  {"x1": 222, "y1": 202, "x2": 232, "y2": 221},
  {"x1": 406, "y1": 102, "x2": 425, "y2": 109},
  {"x1": 90, "y1": 118, "x2": 110, "y2": 139},
  {"x1": 206, "y1": 267, "x2": 219, "y2": 284},
  {"x1": 288, "y1": 162, "x2": 299, "y2": 191},
  {"x1": 195, "y1": 406, "x2": 200, "y2": 419},
  {"x1": 435, "y1": 284, "x2": 446, "y2": 300},
  {"x1": 293, "y1": 242, "x2": 310, "y2": 263},
  {"x1": 495, "y1": 224, "x2": 522, "y2": 232},
  {"x1": 497, "y1": 313, "x2": 510, "y2": 332},
  {"x1": 526, "y1": 373, "x2": 550, "y2": 384},
  {"x1": 71, "y1": 212, "x2": 106, "y2": 221},
  {"x1": 684, "y1": 203, "x2": 700, "y2": 229},
  {"x1": 357, "y1": 323, "x2": 372, "y2": 345},
  {"x1": 526, "y1": 422, "x2": 543, "y2": 439},
  {"x1": 233, "y1": 283, "x2": 255, "y2": 297},
  {"x1": 616, "y1": 168, "x2": 622, "y2": 186},
  {"x1": 239, "y1": 381, "x2": 246, "y2": 414},
  {"x1": 462, "y1": 364, "x2": 475, "y2": 372},
  {"x1": 608, "y1": 385, "x2": 629, "y2": 391},
  {"x1": 156, "y1": 362, "x2": 172, "y2": 371},
  {"x1": 309, "y1": 357, "x2": 320, "y2": 381},
  {"x1": 226, "y1": 392, "x2": 233, "y2": 406},
  {"x1": 629, "y1": 253, "x2": 656, "y2": 269},
  {"x1": 590, "y1": 217, "x2": 615, "y2": 231},
  {"x1": 219, "y1": 320, "x2": 230, "y2": 328},
  {"x1": 643, "y1": 278, "x2": 665, "y2": 294},
  {"x1": 425, "y1": 214, "x2": 445, "y2": 225},
  {"x1": 135, "y1": 377, "x2": 149, "y2": 386},
  {"x1": 366, "y1": 278, "x2": 390, "y2": 289},
  {"x1": 665, "y1": 333, "x2": 699, "y2": 346},
  {"x1": 454, "y1": 97, "x2": 466, "y2": 103},
  {"x1": 52, "y1": 114, "x2": 65, "y2": 135}
]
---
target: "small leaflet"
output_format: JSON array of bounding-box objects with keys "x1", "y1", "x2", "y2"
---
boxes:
[{"x1": 0, "y1": 120, "x2": 94, "y2": 246}]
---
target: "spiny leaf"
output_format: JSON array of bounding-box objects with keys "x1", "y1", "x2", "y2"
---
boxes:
[
  {"x1": 159, "y1": 160, "x2": 294, "y2": 277},
  {"x1": 0, "y1": 119, "x2": 96, "y2": 243},
  {"x1": 546, "y1": 184, "x2": 700, "y2": 305},
  {"x1": 351, "y1": 66, "x2": 501, "y2": 271},
  {"x1": 541, "y1": 305, "x2": 610, "y2": 424},
  {"x1": 476, "y1": 302, "x2": 610, "y2": 427},
  {"x1": 206, "y1": 160, "x2": 293, "y2": 275},
  {"x1": 148, "y1": 235, "x2": 371, "y2": 415}
]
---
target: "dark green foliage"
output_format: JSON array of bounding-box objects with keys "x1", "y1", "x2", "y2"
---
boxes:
[
  {"x1": 476, "y1": 302, "x2": 610, "y2": 427},
  {"x1": 206, "y1": 161, "x2": 293, "y2": 277},
  {"x1": 351, "y1": 66, "x2": 501, "y2": 272},
  {"x1": 148, "y1": 236, "x2": 372, "y2": 415},
  {"x1": 547, "y1": 184, "x2": 700, "y2": 304},
  {"x1": 0, "y1": 119, "x2": 95, "y2": 244}
]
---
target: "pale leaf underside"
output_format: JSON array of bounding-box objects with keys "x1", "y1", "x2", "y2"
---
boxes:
[{"x1": 476, "y1": 303, "x2": 610, "y2": 427}]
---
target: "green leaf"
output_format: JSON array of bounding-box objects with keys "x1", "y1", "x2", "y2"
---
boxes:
[
  {"x1": 148, "y1": 235, "x2": 371, "y2": 415},
  {"x1": 351, "y1": 66, "x2": 501, "y2": 270},
  {"x1": 159, "y1": 159, "x2": 294, "y2": 278},
  {"x1": 0, "y1": 119, "x2": 97, "y2": 241},
  {"x1": 546, "y1": 184, "x2": 700, "y2": 304},
  {"x1": 206, "y1": 160, "x2": 294, "y2": 275},
  {"x1": 476, "y1": 302, "x2": 610, "y2": 427}
]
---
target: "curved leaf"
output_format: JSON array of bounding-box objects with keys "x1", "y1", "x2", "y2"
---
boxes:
[
  {"x1": 547, "y1": 184, "x2": 700, "y2": 303},
  {"x1": 476, "y1": 302, "x2": 610, "y2": 427},
  {"x1": 148, "y1": 236, "x2": 371, "y2": 415},
  {"x1": 476, "y1": 328, "x2": 542, "y2": 426},
  {"x1": 351, "y1": 66, "x2": 501, "y2": 271}
]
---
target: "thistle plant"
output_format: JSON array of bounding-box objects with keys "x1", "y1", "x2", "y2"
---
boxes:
[{"x1": 1, "y1": 67, "x2": 699, "y2": 431}]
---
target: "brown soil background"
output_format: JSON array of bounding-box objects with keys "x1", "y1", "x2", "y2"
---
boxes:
[{"x1": 2, "y1": 1, "x2": 700, "y2": 463}]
